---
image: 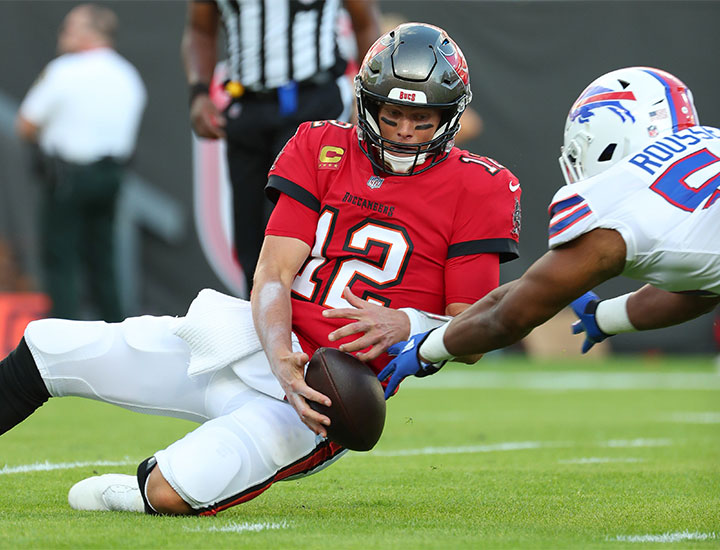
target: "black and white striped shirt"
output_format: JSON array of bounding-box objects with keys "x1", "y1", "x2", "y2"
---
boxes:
[{"x1": 216, "y1": 0, "x2": 346, "y2": 91}]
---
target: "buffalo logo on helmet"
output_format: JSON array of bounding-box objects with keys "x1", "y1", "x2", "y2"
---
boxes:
[{"x1": 570, "y1": 85, "x2": 637, "y2": 124}]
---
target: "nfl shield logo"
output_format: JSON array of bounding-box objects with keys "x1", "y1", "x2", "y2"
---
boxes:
[{"x1": 366, "y1": 176, "x2": 384, "y2": 189}]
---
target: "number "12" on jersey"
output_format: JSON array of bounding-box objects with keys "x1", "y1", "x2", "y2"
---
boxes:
[{"x1": 291, "y1": 207, "x2": 413, "y2": 309}]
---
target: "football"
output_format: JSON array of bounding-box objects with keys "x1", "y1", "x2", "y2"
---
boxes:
[{"x1": 305, "y1": 347, "x2": 386, "y2": 451}]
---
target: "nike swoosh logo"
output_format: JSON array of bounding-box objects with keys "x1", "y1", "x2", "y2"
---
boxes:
[{"x1": 509, "y1": 181, "x2": 520, "y2": 192}]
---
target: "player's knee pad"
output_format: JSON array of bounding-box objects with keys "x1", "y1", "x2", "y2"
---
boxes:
[
  {"x1": 229, "y1": 396, "x2": 317, "y2": 471},
  {"x1": 0, "y1": 338, "x2": 51, "y2": 435},
  {"x1": 25, "y1": 318, "x2": 113, "y2": 358},
  {"x1": 154, "y1": 424, "x2": 252, "y2": 509},
  {"x1": 23, "y1": 319, "x2": 115, "y2": 397}
]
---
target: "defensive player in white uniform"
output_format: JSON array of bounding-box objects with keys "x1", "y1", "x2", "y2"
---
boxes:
[{"x1": 380, "y1": 66, "x2": 720, "y2": 392}]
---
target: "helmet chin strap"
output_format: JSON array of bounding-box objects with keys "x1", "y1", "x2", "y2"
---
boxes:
[{"x1": 382, "y1": 150, "x2": 428, "y2": 173}]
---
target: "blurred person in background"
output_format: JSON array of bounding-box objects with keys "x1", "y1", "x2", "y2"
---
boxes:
[
  {"x1": 15, "y1": 3, "x2": 146, "y2": 322},
  {"x1": 380, "y1": 67, "x2": 720, "y2": 396},
  {"x1": 183, "y1": 0, "x2": 380, "y2": 295}
]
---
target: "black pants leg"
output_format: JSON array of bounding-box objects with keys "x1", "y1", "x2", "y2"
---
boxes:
[{"x1": 223, "y1": 77, "x2": 346, "y2": 294}]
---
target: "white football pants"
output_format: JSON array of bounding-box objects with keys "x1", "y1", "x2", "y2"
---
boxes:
[{"x1": 23, "y1": 314, "x2": 346, "y2": 513}]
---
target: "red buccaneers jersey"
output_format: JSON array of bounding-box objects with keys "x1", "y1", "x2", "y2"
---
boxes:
[{"x1": 266, "y1": 121, "x2": 521, "y2": 372}]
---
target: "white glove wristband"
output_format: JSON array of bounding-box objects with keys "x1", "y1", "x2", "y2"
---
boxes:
[
  {"x1": 400, "y1": 308, "x2": 451, "y2": 338},
  {"x1": 419, "y1": 323, "x2": 455, "y2": 363},
  {"x1": 595, "y1": 293, "x2": 636, "y2": 334}
]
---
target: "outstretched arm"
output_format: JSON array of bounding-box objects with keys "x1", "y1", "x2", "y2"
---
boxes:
[
  {"x1": 251, "y1": 235, "x2": 332, "y2": 437},
  {"x1": 428, "y1": 229, "x2": 627, "y2": 359},
  {"x1": 626, "y1": 285, "x2": 720, "y2": 329},
  {"x1": 322, "y1": 287, "x2": 472, "y2": 362},
  {"x1": 571, "y1": 284, "x2": 720, "y2": 353}
]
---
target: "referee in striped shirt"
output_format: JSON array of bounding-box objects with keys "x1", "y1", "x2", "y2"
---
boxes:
[{"x1": 183, "y1": 0, "x2": 380, "y2": 293}]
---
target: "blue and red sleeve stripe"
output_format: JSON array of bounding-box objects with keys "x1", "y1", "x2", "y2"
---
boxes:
[{"x1": 548, "y1": 193, "x2": 592, "y2": 239}]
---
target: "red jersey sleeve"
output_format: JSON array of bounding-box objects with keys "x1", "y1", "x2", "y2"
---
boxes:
[
  {"x1": 449, "y1": 154, "x2": 521, "y2": 264},
  {"x1": 265, "y1": 192, "x2": 318, "y2": 248},
  {"x1": 266, "y1": 121, "x2": 322, "y2": 211},
  {"x1": 444, "y1": 252, "x2": 499, "y2": 306}
]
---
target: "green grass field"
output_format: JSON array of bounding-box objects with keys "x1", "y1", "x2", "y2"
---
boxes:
[{"x1": 1, "y1": 356, "x2": 719, "y2": 549}]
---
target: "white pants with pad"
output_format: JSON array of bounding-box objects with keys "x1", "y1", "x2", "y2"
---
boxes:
[{"x1": 23, "y1": 302, "x2": 344, "y2": 513}]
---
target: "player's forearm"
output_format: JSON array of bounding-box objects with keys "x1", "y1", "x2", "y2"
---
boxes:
[
  {"x1": 626, "y1": 285, "x2": 720, "y2": 330},
  {"x1": 250, "y1": 279, "x2": 294, "y2": 366},
  {"x1": 420, "y1": 282, "x2": 521, "y2": 361}
]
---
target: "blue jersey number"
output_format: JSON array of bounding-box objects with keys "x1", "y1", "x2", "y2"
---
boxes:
[{"x1": 650, "y1": 148, "x2": 720, "y2": 211}]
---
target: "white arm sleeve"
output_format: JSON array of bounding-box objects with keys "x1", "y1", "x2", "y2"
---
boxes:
[{"x1": 399, "y1": 308, "x2": 451, "y2": 337}]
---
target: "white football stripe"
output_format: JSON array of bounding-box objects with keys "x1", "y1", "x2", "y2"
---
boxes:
[
  {"x1": 601, "y1": 438, "x2": 671, "y2": 448},
  {"x1": 365, "y1": 438, "x2": 672, "y2": 457},
  {"x1": 0, "y1": 459, "x2": 135, "y2": 475},
  {"x1": 664, "y1": 412, "x2": 720, "y2": 424},
  {"x1": 401, "y1": 370, "x2": 720, "y2": 390},
  {"x1": 367, "y1": 441, "x2": 559, "y2": 457},
  {"x1": 609, "y1": 531, "x2": 717, "y2": 543},
  {"x1": 184, "y1": 521, "x2": 289, "y2": 533},
  {"x1": 558, "y1": 457, "x2": 644, "y2": 464}
]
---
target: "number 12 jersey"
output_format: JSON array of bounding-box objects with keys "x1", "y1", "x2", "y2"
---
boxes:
[{"x1": 266, "y1": 120, "x2": 522, "y2": 372}]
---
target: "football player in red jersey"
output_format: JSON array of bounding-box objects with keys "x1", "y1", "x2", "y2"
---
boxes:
[{"x1": 0, "y1": 24, "x2": 520, "y2": 516}]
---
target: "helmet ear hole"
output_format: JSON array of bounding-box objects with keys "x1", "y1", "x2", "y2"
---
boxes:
[{"x1": 598, "y1": 143, "x2": 617, "y2": 162}]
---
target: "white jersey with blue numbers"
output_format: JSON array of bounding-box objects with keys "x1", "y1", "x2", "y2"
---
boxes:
[{"x1": 548, "y1": 125, "x2": 720, "y2": 295}]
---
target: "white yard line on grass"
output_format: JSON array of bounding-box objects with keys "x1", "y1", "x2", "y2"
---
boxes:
[
  {"x1": 402, "y1": 371, "x2": 720, "y2": 390},
  {"x1": 664, "y1": 412, "x2": 720, "y2": 424},
  {"x1": 559, "y1": 457, "x2": 644, "y2": 464},
  {"x1": 601, "y1": 438, "x2": 671, "y2": 448},
  {"x1": 365, "y1": 438, "x2": 672, "y2": 458},
  {"x1": 367, "y1": 440, "x2": 563, "y2": 457},
  {"x1": 4, "y1": 438, "x2": 675, "y2": 473},
  {"x1": 184, "y1": 521, "x2": 289, "y2": 533},
  {"x1": 609, "y1": 531, "x2": 717, "y2": 543},
  {"x1": 0, "y1": 459, "x2": 135, "y2": 475}
]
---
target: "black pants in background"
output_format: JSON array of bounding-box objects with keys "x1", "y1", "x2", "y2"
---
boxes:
[
  {"x1": 223, "y1": 77, "x2": 346, "y2": 293},
  {"x1": 39, "y1": 157, "x2": 124, "y2": 322}
]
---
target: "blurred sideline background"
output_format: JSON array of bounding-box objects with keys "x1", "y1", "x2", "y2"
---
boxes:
[{"x1": 0, "y1": 1, "x2": 718, "y2": 355}]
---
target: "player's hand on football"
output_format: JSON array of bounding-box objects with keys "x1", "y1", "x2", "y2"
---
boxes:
[
  {"x1": 270, "y1": 351, "x2": 332, "y2": 436},
  {"x1": 570, "y1": 290, "x2": 610, "y2": 353},
  {"x1": 377, "y1": 331, "x2": 444, "y2": 399},
  {"x1": 190, "y1": 94, "x2": 226, "y2": 139},
  {"x1": 323, "y1": 287, "x2": 411, "y2": 361}
]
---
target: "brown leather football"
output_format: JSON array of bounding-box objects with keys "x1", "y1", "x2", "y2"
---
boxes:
[{"x1": 305, "y1": 347, "x2": 386, "y2": 451}]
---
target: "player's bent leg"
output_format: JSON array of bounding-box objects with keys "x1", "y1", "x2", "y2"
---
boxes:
[
  {"x1": 0, "y1": 338, "x2": 51, "y2": 435},
  {"x1": 144, "y1": 461, "x2": 194, "y2": 515},
  {"x1": 22, "y1": 316, "x2": 215, "y2": 422},
  {"x1": 152, "y1": 393, "x2": 346, "y2": 515}
]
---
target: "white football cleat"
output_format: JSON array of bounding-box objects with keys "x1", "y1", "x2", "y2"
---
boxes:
[{"x1": 68, "y1": 474, "x2": 144, "y2": 513}]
